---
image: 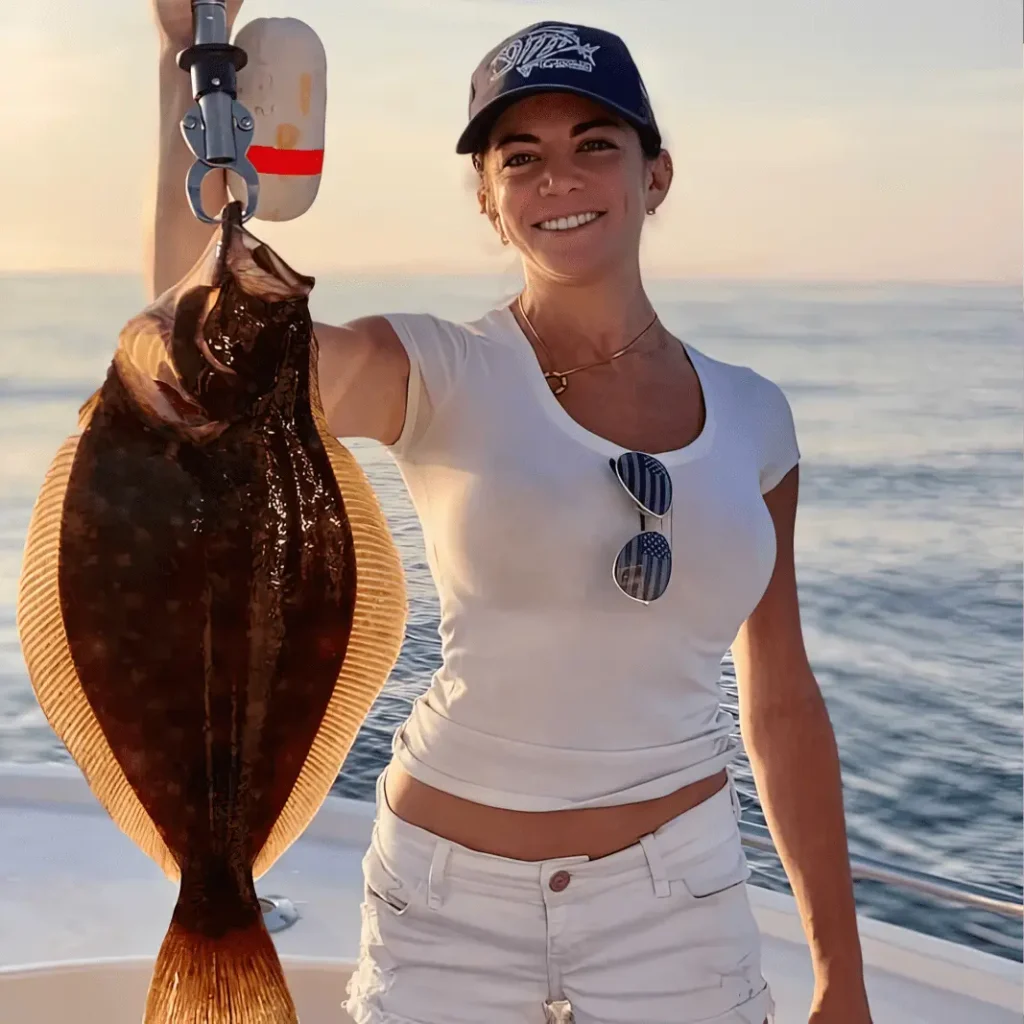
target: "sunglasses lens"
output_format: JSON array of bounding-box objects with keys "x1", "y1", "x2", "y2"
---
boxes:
[
  {"x1": 613, "y1": 531, "x2": 672, "y2": 603},
  {"x1": 614, "y1": 452, "x2": 672, "y2": 517}
]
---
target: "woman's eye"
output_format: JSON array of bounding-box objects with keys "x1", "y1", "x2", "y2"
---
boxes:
[{"x1": 503, "y1": 153, "x2": 536, "y2": 168}]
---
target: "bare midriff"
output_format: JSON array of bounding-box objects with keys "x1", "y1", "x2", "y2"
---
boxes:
[{"x1": 382, "y1": 762, "x2": 730, "y2": 861}]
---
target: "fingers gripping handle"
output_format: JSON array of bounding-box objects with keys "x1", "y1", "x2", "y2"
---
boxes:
[{"x1": 177, "y1": 0, "x2": 260, "y2": 223}]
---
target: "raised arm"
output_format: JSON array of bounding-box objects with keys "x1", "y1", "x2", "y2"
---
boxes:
[
  {"x1": 313, "y1": 317, "x2": 410, "y2": 444},
  {"x1": 148, "y1": 0, "x2": 411, "y2": 444}
]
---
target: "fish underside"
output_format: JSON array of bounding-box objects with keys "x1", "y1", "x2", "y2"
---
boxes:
[{"x1": 16, "y1": 203, "x2": 407, "y2": 1023}]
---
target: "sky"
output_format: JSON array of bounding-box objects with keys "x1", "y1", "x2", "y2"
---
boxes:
[{"x1": 0, "y1": 0, "x2": 1019, "y2": 281}]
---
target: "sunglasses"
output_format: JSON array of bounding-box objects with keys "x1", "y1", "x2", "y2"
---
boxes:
[{"x1": 609, "y1": 451, "x2": 673, "y2": 604}]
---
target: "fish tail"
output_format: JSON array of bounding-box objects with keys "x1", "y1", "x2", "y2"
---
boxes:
[{"x1": 144, "y1": 866, "x2": 297, "y2": 1024}]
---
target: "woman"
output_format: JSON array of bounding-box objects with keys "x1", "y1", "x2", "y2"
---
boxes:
[{"x1": 152, "y1": 7, "x2": 873, "y2": 1023}]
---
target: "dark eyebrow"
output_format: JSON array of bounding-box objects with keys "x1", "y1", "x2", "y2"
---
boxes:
[
  {"x1": 570, "y1": 117, "x2": 623, "y2": 136},
  {"x1": 494, "y1": 132, "x2": 541, "y2": 148},
  {"x1": 494, "y1": 117, "x2": 624, "y2": 149}
]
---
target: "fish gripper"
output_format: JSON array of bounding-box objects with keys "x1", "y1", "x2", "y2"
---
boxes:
[{"x1": 177, "y1": 0, "x2": 260, "y2": 224}]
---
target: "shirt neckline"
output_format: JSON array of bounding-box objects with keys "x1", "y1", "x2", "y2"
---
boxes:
[{"x1": 497, "y1": 305, "x2": 716, "y2": 464}]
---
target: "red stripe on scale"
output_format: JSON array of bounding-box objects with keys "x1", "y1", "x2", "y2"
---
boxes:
[{"x1": 248, "y1": 146, "x2": 324, "y2": 175}]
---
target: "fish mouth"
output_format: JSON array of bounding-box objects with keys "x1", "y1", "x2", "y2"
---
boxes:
[
  {"x1": 112, "y1": 343, "x2": 227, "y2": 441},
  {"x1": 152, "y1": 378, "x2": 207, "y2": 420},
  {"x1": 114, "y1": 203, "x2": 318, "y2": 438},
  {"x1": 219, "y1": 200, "x2": 315, "y2": 303}
]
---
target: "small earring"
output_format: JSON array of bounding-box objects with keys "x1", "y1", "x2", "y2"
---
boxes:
[{"x1": 646, "y1": 208, "x2": 655, "y2": 216}]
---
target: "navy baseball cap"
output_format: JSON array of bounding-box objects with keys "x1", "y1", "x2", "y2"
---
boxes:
[{"x1": 456, "y1": 22, "x2": 661, "y2": 156}]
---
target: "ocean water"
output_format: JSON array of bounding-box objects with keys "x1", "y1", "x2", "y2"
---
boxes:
[{"x1": 0, "y1": 272, "x2": 1020, "y2": 962}]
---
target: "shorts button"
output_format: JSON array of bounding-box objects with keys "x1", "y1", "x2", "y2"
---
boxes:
[{"x1": 548, "y1": 870, "x2": 571, "y2": 892}]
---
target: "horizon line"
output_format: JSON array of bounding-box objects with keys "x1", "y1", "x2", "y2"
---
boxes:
[{"x1": 0, "y1": 269, "x2": 1018, "y2": 289}]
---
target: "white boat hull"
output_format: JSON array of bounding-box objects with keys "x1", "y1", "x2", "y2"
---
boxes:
[{"x1": 0, "y1": 763, "x2": 1019, "y2": 1023}]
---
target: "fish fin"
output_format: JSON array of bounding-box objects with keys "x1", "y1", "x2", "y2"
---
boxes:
[
  {"x1": 145, "y1": 890, "x2": 296, "y2": 1023},
  {"x1": 77, "y1": 389, "x2": 102, "y2": 430},
  {"x1": 16, "y1": 434, "x2": 181, "y2": 883},
  {"x1": 252, "y1": 338, "x2": 408, "y2": 878}
]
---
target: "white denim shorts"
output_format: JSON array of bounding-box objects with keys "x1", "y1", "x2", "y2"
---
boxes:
[{"x1": 344, "y1": 769, "x2": 775, "y2": 1024}]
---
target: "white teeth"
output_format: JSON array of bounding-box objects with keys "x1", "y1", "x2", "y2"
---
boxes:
[{"x1": 538, "y1": 211, "x2": 601, "y2": 231}]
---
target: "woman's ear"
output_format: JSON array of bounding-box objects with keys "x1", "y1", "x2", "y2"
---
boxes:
[
  {"x1": 477, "y1": 179, "x2": 508, "y2": 244},
  {"x1": 645, "y1": 148, "x2": 674, "y2": 215}
]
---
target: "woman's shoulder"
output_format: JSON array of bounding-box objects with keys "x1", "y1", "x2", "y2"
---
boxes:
[
  {"x1": 686, "y1": 341, "x2": 771, "y2": 388},
  {"x1": 687, "y1": 342, "x2": 792, "y2": 417},
  {"x1": 688, "y1": 343, "x2": 800, "y2": 491},
  {"x1": 373, "y1": 305, "x2": 516, "y2": 453},
  {"x1": 379, "y1": 305, "x2": 513, "y2": 345},
  {"x1": 372, "y1": 306, "x2": 504, "y2": 377}
]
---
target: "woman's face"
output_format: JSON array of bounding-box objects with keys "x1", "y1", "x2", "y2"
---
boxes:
[{"x1": 480, "y1": 91, "x2": 672, "y2": 283}]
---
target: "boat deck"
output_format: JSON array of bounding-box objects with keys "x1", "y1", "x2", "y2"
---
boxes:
[{"x1": 0, "y1": 764, "x2": 1019, "y2": 1023}]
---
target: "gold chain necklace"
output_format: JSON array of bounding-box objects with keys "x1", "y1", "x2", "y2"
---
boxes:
[{"x1": 516, "y1": 295, "x2": 660, "y2": 396}]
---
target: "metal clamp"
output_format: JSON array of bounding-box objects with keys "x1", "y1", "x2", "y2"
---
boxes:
[{"x1": 177, "y1": 0, "x2": 260, "y2": 223}]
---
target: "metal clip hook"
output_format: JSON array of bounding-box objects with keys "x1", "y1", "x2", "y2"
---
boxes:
[{"x1": 177, "y1": 0, "x2": 260, "y2": 224}]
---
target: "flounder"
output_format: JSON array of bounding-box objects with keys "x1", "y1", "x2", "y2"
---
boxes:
[{"x1": 16, "y1": 201, "x2": 407, "y2": 1023}]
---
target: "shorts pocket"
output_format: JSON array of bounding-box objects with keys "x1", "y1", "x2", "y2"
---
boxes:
[
  {"x1": 363, "y1": 843, "x2": 414, "y2": 916},
  {"x1": 670, "y1": 837, "x2": 752, "y2": 899}
]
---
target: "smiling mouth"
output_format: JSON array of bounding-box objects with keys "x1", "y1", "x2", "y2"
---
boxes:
[{"x1": 534, "y1": 211, "x2": 606, "y2": 232}]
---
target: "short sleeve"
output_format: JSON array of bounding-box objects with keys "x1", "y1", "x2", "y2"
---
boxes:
[
  {"x1": 381, "y1": 313, "x2": 468, "y2": 454},
  {"x1": 754, "y1": 375, "x2": 801, "y2": 493}
]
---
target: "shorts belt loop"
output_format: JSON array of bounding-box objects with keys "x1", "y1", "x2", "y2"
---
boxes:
[
  {"x1": 427, "y1": 840, "x2": 451, "y2": 910},
  {"x1": 639, "y1": 833, "x2": 670, "y2": 898},
  {"x1": 728, "y1": 777, "x2": 743, "y2": 823}
]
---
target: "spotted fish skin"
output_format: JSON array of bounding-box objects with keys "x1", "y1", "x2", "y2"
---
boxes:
[
  {"x1": 16, "y1": 203, "x2": 408, "y2": 1023},
  {"x1": 59, "y1": 288, "x2": 354, "y2": 895}
]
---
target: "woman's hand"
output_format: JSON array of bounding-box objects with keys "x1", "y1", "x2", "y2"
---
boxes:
[{"x1": 152, "y1": 0, "x2": 244, "y2": 49}]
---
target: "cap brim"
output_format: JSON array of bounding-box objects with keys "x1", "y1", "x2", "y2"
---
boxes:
[{"x1": 455, "y1": 83, "x2": 660, "y2": 155}]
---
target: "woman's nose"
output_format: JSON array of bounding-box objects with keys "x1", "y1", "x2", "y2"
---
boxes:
[{"x1": 538, "y1": 156, "x2": 585, "y2": 197}]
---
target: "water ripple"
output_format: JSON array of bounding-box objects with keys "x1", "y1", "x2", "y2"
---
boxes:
[{"x1": 0, "y1": 275, "x2": 1019, "y2": 961}]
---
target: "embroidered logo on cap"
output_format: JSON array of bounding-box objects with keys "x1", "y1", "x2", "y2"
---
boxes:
[{"x1": 488, "y1": 26, "x2": 600, "y2": 82}]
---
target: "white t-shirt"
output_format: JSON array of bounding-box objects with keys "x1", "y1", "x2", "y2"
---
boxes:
[{"x1": 379, "y1": 305, "x2": 800, "y2": 811}]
